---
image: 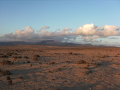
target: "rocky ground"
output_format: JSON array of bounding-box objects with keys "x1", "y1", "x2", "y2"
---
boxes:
[{"x1": 0, "y1": 45, "x2": 120, "y2": 90}]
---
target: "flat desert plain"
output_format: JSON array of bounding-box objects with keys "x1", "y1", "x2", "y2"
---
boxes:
[{"x1": 0, "y1": 45, "x2": 120, "y2": 90}]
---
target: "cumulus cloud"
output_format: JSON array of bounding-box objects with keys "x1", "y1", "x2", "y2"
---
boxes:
[
  {"x1": 97, "y1": 25, "x2": 119, "y2": 36},
  {"x1": 15, "y1": 26, "x2": 34, "y2": 37},
  {"x1": 74, "y1": 23, "x2": 100, "y2": 35},
  {"x1": 0, "y1": 24, "x2": 120, "y2": 44},
  {"x1": 40, "y1": 26, "x2": 50, "y2": 31}
]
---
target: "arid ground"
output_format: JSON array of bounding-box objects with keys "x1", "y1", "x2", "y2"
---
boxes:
[{"x1": 0, "y1": 45, "x2": 120, "y2": 90}]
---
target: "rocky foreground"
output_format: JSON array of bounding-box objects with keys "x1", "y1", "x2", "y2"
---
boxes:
[{"x1": 0, "y1": 45, "x2": 120, "y2": 90}]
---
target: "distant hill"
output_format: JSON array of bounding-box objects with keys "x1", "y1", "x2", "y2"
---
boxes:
[
  {"x1": 0, "y1": 41, "x2": 29, "y2": 46},
  {"x1": 0, "y1": 40, "x2": 116, "y2": 47},
  {"x1": 0, "y1": 40, "x2": 77, "y2": 46},
  {"x1": 35, "y1": 40, "x2": 77, "y2": 46}
]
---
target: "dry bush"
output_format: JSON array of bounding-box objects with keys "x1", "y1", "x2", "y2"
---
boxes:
[
  {"x1": 76, "y1": 60, "x2": 87, "y2": 64},
  {"x1": 17, "y1": 56, "x2": 22, "y2": 58},
  {"x1": 30, "y1": 64, "x2": 32, "y2": 66},
  {"x1": 101, "y1": 55, "x2": 109, "y2": 58},
  {"x1": 83, "y1": 67, "x2": 89, "y2": 70},
  {"x1": 33, "y1": 55, "x2": 40, "y2": 58},
  {"x1": 0, "y1": 55, "x2": 8, "y2": 58},
  {"x1": 7, "y1": 80, "x2": 13, "y2": 85},
  {"x1": 6, "y1": 76, "x2": 11, "y2": 80},
  {"x1": 6, "y1": 53, "x2": 12, "y2": 56},
  {"x1": 38, "y1": 88, "x2": 41, "y2": 90},
  {"x1": 53, "y1": 68, "x2": 62, "y2": 72},
  {"x1": 33, "y1": 57, "x2": 38, "y2": 61},
  {"x1": 114, "y1": 55, "x2": 118, "y2": 57},
  {"x1": 12, "y1": 56, "x2": 22, "y2": 59},
  {"x1": 26, "y1": 61, "x2": 30, "y2": 63},
  {"x1": 66, "y1": 61, "x2": 71, "y2": 63},
  {"x1": 47, "y1": 62, "x2": 56, "y2": 64},
  {"x1": 18, "y1": 76, "x2": 23, "y2": 79},
  {"x1": 32, "y1": 55, "x2": 40, "y2": 61},
  {"x1": 48, "y1": 70, "x2": 53, "y2": 73},
  {"x1": 0, "y1": 60, "x2": 13, "y2": 65},
  {"x1": 92, "y1": 62, "x2": 101, "y2": 66},
  {"x1": 84, "y1": 70, "x2": 92, "y2": 75},
  {"x1": 24, "y1": 56, "x2": 29, "y2": 59},
  {"x1": 69, "y1": 52, "x2": 73, "y2": 54},
  {"x1": 0, "y1": 69, "x2": 12, "y2": 75}
]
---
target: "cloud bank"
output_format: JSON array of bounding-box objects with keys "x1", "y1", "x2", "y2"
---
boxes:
[{"x1": 0, "y1": 24, "x2": 120, "y2": 44}]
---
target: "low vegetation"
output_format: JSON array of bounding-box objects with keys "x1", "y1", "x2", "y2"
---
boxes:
[
  {"x1": 32, "y1": 55, "x2": 40, "y2": 61},
  {"x1": 6, "y1": 76, "x2": 11, "y2": 80},
  {"x1": 7, "y1": 80, "x2": 13, "y2": 85},
  {"x1": 0, "y1": 60, "x2": 13, "y2": 65},
  {"x1": 0, "y1": 69, "x2": 12, "y2": 75},
  {"x1": 76, "y1": 60, "x2": 87, "y2": 64},
  {"x1": 0, "y1": 55, "x2": 8, "y2": 58}
]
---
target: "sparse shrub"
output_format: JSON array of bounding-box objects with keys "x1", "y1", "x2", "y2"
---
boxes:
[
  {"x1": 6, "y1": 76, "x2": 11, "y2": 80},
  {"x1": 33, "y1": 55, "x2": 40, "y2": 58},
  {"x1": 66, "y1": 61, "x2": 71, "y2": 63},
  {"x1": 33, "y1": 57, "x2": 38, "y2": 61},
  {"x1": 0, "y1": 55, "x2": 8, "y2": 58},
  {"x1": 69, "y1": 52, "x2": 73, "y2": 54},
  {"x1": 32, "y1": 55, "x2": 40, "y2": 61},
  {"x1": 48, "y1": 62, "x2": 56, "y2": 64},
  {"x1": 27, "y1": 61, "x2": 30, "y2": 63},
  {"x1": 17, "y1": 56, "x2": 22, "y2": 58},
  {"x1": 76, "y1": 60, "x2": 87, "y2": 64},
  {"x1": 12, "y1": 56, "x2": 22, "y2": 59},
  {"x1": 0, "y1": 69, "x2": 12, "y2": 75},
  {"x1": 54, "y1": 68, "x2": 62, "y2": 72},
  {"x1": 8, "y1": 80, "x2": 13, "y2": 85},
  {"x1": 12, "y1": 56, "x2": 17, "y2": 59},
  {"x1": 0, "y1": 60, "x2": 13, "y2": 65},
  {"x1": 48, "y1": 70, "x2": 53, "y2": 73},
  {"x1": 84, "y1": 70, "x2": 92, "y2": 75},
  {"x1": 87, "y1": 64, "x2": 90, "y2": 67},
  {"x1": 6, "y1": 53, "x2": 12, "y2": 56},
  {"x1": 115, "y1": 55, "x2": 117, "y2": 57},
  {"x1": 74, "y1": 53, "x2": 79, "y2": 55},
  {"x1": 39, "y1": 50, "x2": 43, "y2": 52},
  {"x1": 38, "y1": 88, "x2": 41, "y2": 90},
  {"x1": 93, "y1": 63, "x2": 101, "y2": 66},
  {"x1": 30, "y1": 64, "x2": 32, "y2": 66},
  {"x1": 19, "y1": 76, "x2": 23, "y2": 79},
  {"x1": 83, "y1": 67, "x2": 89, "y2": 70},
  {"x1": 39, "y1": 62, "x2": 42, "y2": 64},
  {"x1": 24, "y1": 56, "x2": 29, "y2": 59},
  {"x1": 101, "y1": 55, "x2": 109, "y2": 58}
]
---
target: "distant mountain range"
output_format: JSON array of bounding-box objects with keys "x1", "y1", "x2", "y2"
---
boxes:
[
  {"x1": 0, "y1": 40, "x2": 76, "y2": 46},
  {"x1": 0, "y1": 40, "x2": 116, "y2": 47}
]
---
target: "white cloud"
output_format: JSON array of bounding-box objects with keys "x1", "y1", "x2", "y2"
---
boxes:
[
  {"x1": 15, "y1": 26, "x2": 34, "y2": 37},
  {"x1": 74, "y1": 23, "x2": 100, "y2": 35},
  {"x1": 42, "y1": 26, "x2": 50, "y2": 29},
  {"x1": 97, "y1": 25, "x2": 119, "y2": 36},
  {"x1": 0, "y1": 24, "x2": 120, "y2": 45}
]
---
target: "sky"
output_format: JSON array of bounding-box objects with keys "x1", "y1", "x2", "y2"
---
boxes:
[{"x1": 0, "y1": 0, "x2": 120, "y2": 46}]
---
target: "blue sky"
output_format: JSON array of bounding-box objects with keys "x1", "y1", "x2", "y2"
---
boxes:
[{"x1": 0, "y1": 0, "x2": 120, "y2": 46}]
